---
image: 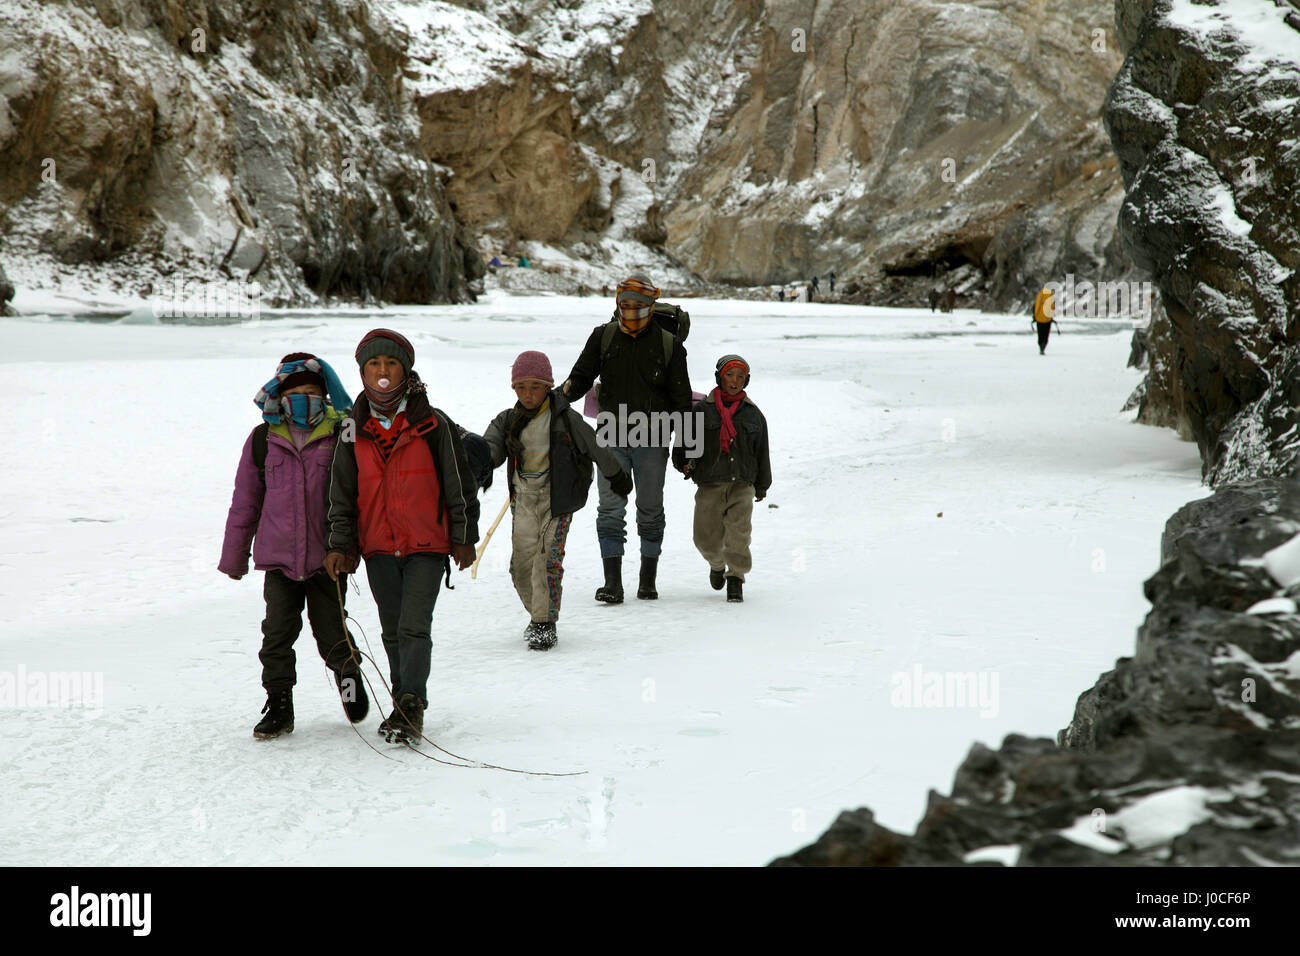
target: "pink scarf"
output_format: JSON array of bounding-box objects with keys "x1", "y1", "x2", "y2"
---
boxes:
[{"x1": 714, "y1": 388, "x2": 746, "y2": 453}]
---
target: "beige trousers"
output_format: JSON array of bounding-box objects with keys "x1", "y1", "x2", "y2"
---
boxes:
[
  {"x1": 693, "y1": 481, "x2": 755, "y2": 582},
  {"x1": 510, "y1": 488, "x2": 571, "y2": 623}
]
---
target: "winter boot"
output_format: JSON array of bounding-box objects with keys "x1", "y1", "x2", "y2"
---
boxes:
[
  {"x1": 726, "y1": 576, "x2": 744, "y2": 603},
  {"x1": 387, "y1": 693, "x2": 425, "y2": 742},
  {"x1": 253, "y1": 688, "x2": 294, "y2": 739},
  {"x1": 637, "y1": 556, "x2": 659, "y2": 600},
  {"x1": 335, "y1": 670, "x2": 369, "y2": 724},
  {"x1": 595, "y1": 556, "x2": 624, "y2": 604},
  {"x1": 528, "y1": 621, "x2": 558, "y2": 651},
  {"x1": 709, "y1": 568, "x2": 725, "y2": 591},
  {"x1": 377, "y1": 707, "x2": 402, "y2": 738}
]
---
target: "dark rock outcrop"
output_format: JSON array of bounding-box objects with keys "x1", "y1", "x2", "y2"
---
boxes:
[
  {"x1": 0, "y1": 0, "x2": 481, "y2": 304},
  {"x1": 773, "y1": 477, "x2": 1300, "y2": 866},
  {"x1": 1106, "y1": 0, "x2": 1300, "y2": 480}
]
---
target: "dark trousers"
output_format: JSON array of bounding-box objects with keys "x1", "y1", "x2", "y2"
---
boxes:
[
  {"x1": 1036, "y1": 322, "x2": 1051, "y2": 351},
  {"x1": 259, "y1": 570, "x2": 358, "y2": 691},
  {"x1": 364, "y1": 553, "x2": 447, "y2": 706}
]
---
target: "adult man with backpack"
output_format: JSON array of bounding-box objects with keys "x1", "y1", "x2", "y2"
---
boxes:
[{"x1": 561, "y1": 276, "x2": 694, "y2": 603}]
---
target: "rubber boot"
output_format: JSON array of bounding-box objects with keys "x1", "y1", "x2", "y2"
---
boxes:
[
  {"x1": 637, "y1": 556, "x2": 659, "y2": 600},
  {"x1": 595, "y1": 556, "x2": 624, "y2": 604},
  {"x1": 726, "y1": 576, "x2": 743, "y2": 603}
]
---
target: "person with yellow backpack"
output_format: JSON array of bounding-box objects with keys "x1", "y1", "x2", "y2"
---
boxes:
[{"x1": 1033, "y1": 286, "x2": 1060, "y2": 354}]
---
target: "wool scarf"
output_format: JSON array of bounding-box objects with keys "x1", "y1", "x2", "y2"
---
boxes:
[
  {"x1": 366, "y1": 369, "x2": 423, "y2": 419},
  {"x1": 254, "y1": 357, "x2": 351, "y2": 424},
  {"x1": 715, "y1": 388, "x2": 746, "y2": 453}
]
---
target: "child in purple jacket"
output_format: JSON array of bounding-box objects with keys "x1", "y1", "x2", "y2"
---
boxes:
[{"x1": 219, "y1": 352, "x2": 366, "y2": 739}]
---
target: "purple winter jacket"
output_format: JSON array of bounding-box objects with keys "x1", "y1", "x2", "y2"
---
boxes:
[{"x1": 219, "y1": 410, "x2": 349, "y2": 581}]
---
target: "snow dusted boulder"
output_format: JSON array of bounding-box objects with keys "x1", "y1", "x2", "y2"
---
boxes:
[
  {"x1": 1106, "y1": 0, "x2": 1300, "y2": 480},
  {"x1": 776, "y1": 476, "x2": 1300, "y2": 866},
  {"x1": 0, "y1": 0, "x2": 479, "y2": 304},
  {"x1": 0, "y1": 259, "x2": 14, "y2": 315}
]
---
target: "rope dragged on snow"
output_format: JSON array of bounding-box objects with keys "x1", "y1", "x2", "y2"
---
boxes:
[{"x1": 330, "y1": 577, "x2": 586, "y2": 777}]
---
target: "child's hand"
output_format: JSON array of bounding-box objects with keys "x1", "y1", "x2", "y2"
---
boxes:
[
  {"x1": 324, "y1": 552, "x2": 349, "y2": 580},
  {"x1": 755, "y1": 492, "x2": 765, "y2": 502},
  {"x1": 452, "y1": 543, "x2": 476, "y2": 570}
]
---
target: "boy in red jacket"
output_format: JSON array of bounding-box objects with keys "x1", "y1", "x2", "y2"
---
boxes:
[{"x1": 324, "y1": 330, "x2": 478, "y2": 742}]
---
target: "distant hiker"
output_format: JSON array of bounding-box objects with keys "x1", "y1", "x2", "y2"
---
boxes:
[
  {"x1": 806, "y1": 282, "x2": 815, "y2": 302},
  {"x1": 220, "y1": 352, "x2": 365, "y2": 740},
  {"x1": 775, "y1": 287, "x2": 784, "y2": 302},
  {"x1": 811, "y1": 275, "x2": 820, "y2": 293},
  {"x1": 828, "y1": 271, "x2": 836, "y2": 293},
  {"x1": 1033, "y1": 286, "x2": 1059, "y2": 354},
  {"x1": 928, "y1": 289, "x2": 941, "y2": 312},
  {"x1": 673, "y1": 355, "x2": 771, "y2": 604},
  {"x1": 483, "y1": 352, "x2": 632, "y2": 650},
  {"x1": 323, "y1": 329, "x2": 479, "y2": 742},
  {"x1": 939, "y1": 289, "x2": 956, "y2": 313},
  {"x1": 562, "y1": 275, "x2": 694, "y2": 603}
]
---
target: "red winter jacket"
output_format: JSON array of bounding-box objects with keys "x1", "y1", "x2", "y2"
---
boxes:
[{"x1": 326, "y1": 390, "x2": 480, "y2": 558}]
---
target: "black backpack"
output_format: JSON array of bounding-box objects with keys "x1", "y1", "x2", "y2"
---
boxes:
[{"x1": 600, "y1": 301, "x2": 691, "y2": 367}]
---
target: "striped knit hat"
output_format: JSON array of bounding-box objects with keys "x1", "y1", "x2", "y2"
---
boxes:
[{"x1": 355, "y1": 328, "x2": 414, "y2": 374}]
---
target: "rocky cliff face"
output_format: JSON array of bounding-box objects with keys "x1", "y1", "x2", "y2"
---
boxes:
[
  {"x1": 1, "y1": 0, "x2": 1144, "y2": 310},
  {"x1": 658, "y1": 0, "x2": 1138, "y2": 310},
  {"x1": 773, "y1": 477, "x2": 1300, "y2": 866},
  {"x1": 0, "y1": 0, "x2": 483, "y2": 305},
  {"x1": 1106, "y1": 0, "x2": 1300, "y2": 481}
]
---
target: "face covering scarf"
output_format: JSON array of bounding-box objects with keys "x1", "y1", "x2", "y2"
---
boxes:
[{"x1": 281, "y1": 393, "x2": 327, "y2": 429}]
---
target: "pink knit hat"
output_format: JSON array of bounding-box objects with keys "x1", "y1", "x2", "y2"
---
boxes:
[{"x1": 511, "y1": 350, "x2": 554, "y2": 386}]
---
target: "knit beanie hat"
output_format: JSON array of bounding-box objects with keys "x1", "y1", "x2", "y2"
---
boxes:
[
  {"x1": 715, "y1": 353, "x2": 750, "y2": 386},
  {"x1": 279, "y1": 351, "x2": 326, "y2": 392},
  {"x1": 511, "y1": 350, "x2": 554, "y2": 386},
  {"x1": 616, "y1": 275, "x2": 660, "y2": 307},
  {"x1": 355, "y1": 328, "x2": 414, "y2": 374}
]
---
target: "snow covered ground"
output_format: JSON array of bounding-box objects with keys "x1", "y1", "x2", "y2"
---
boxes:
[{"x1": 0, "y1": 293, "x2": 1205, "y2": 866}]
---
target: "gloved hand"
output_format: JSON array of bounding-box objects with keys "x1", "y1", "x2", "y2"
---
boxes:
[
  {"x1": 609, "y1": 470, "x2": 634, "y2": 497},
  {"x1": 670, "y1": 446, "x2": 686, "y2": 473}
]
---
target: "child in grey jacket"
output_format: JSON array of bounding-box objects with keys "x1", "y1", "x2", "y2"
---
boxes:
[{"x1": 484, "y1": 351, "x2": 632, "y2": 649}]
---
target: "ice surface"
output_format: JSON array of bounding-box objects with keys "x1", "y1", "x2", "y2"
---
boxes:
[{"x1": 0, "y1": 294, "x2": 1206, "y2": 864}]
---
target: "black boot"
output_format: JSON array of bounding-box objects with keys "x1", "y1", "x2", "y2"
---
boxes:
[
  {"x1": 253, "y1": 688, "x2": 294, "y2": 739},
  {"x1": 709, "y1": 568, "x2": 725, "y2": 590},
  {"x1": 637, "y1": 556, "x2": 659, "y2": 600},
  {"x1": 595, "y1": 556, "x2": 624, "y2": 604},
  {"x1": 377, "y1": 706, "x2": 402, "y2": 737},
  {"x1": 528, "y1": 621, "x2": 558, "y2": 651},
  {"x1": 335, "y1": 670, "x2": 369, "y2": 723},
  {"x1": 726, "y1": 576, "x2": 743, "y2": 603},
  {"x1": 386, "y1": 693, "x2": 425, "y2": 742}
]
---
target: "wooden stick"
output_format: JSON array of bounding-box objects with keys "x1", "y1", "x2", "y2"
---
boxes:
[{"x1": 471, "y1": 495, "x2": 511, "y2": 579}]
